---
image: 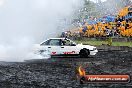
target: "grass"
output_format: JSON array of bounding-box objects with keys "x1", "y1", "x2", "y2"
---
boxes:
[{"x1": 75, "y1": 40, "x2": 132, "y2": 47}]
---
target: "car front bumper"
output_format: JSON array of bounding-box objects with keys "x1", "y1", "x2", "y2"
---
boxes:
[{"x1": 90, "y1": 50, "x2": 98, "y2": 55}]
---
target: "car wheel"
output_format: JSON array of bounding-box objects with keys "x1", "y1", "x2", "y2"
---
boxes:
[{"x1": 79, "y1": 49, "x2": 90, "y2": 58}]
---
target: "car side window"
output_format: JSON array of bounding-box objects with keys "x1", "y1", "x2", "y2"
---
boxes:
[
  {"x1": 49, "y1": 39, "x2": 60, "y2": 46},
  {"x1": 40, "y1": 40, "x2": 50, "y2": 46},
  {"x1": 61, "y1": 39, "x2": 75, "y2": 46}
]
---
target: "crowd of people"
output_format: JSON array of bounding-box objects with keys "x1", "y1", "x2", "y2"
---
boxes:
[
  {"x1": 61, "y1": 6, "x2": 132, "y2": 38},
  {"x1": 79, "y1": 17, "x2": 132, "y2": 37}
]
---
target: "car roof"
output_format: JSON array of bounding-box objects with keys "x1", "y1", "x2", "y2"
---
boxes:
[
  {"x1": 49, "y1": 38, "x2": 66, "y2": 40},
  {"x1": 40, "y1": 37, "x2": 76, "y2": 45}
]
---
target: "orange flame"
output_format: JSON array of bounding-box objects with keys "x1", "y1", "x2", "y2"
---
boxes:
[{"x1": 78, "y1": 66, "x2": 86, "y2": 76}]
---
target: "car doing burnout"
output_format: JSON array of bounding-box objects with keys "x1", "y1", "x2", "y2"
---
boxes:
[{"x1": 33, "y1": 38, "x2": 98, "y2": 58}]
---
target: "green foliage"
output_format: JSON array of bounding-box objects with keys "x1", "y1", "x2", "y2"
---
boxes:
[
  {"x1": 80, "y1": 0, "x2": 96, "y2": 18},
  {"x1": 75, "y1": 0, "x2": 132, "y2": 20},
  {"x1": 75, "y1": 39, "x2": 132, "y2": 47}
]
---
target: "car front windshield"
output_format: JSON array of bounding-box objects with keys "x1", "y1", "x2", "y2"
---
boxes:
[{"x1": 70, "y1": 40, "x2": 76, "y2": 46}]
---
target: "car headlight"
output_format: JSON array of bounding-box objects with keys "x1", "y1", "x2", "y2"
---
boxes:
[{"x1": 93, "y1": 48, "x2": 97, "y2": 51}]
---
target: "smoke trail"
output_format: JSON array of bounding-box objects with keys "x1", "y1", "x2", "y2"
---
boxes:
[{"x1": 0, "y1": 0, "x2": 83, "y2": 62}]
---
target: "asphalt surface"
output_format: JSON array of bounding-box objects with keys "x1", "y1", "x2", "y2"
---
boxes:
[{"x1": 0, "y1": 51, "x2": 132, "y2": 88}]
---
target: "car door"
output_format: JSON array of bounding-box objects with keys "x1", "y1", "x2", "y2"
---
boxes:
[
  {"x1": 40, "y1": 39, "x2": 61, "y2": 55},
  {"x1": 60, "y1": 39, "x2": 78, "y2": 55}
]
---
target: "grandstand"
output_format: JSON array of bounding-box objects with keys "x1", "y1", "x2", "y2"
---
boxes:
[{"x1": 63, "y1": 6, "x2": 132, "y2": 38}]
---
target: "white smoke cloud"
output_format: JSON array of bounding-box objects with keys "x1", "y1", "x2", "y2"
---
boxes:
[
  {"x1": 90, "y1": 0, "x2": 107, "y2": 3},
  {"x1": 0, "y1": 0, "x2": 83, "y2": 62}
]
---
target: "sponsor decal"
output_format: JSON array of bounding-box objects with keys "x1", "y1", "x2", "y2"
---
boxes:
[
  {"x1": 52, "y1": 52, "x2": 56, "y2": 55},
  {"x1": 63, "y1": 51, "x2": 75, "y2": 54}
]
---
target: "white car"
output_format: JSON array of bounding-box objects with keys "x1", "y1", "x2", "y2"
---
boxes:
[{"x1": 33, "y1": 38, "x2": 98, "y2": 58}]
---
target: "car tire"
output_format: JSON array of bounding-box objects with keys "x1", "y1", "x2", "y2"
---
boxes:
[{"x1": 79, "y1": 49, "x2": 90, "y2": 58}]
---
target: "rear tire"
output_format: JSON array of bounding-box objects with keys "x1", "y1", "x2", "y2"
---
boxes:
[{"x1": 79, "y1": 49, "x2": 90, "y2": 58}]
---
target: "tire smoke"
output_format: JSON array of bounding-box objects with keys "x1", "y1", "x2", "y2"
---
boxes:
[{"x1": 0, "y1": 0, "x2": 83, "y2": 62}]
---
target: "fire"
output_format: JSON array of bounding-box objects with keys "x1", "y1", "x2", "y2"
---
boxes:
[{"x1": 78, "y1": 66, "x2": 86, "y2": 76}]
